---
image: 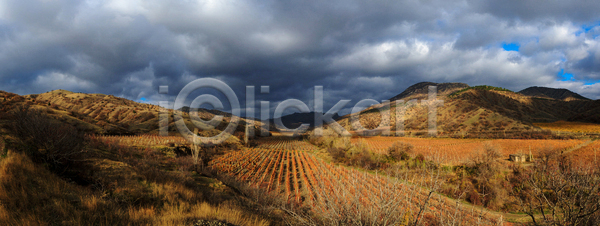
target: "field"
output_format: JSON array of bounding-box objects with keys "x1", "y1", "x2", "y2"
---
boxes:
[
  {"x1": 351, "y1": 137, "x2": 587, "y2": 164},
  {"x1": 255, "y1": 137, "x2": 317, "y2": 151},
  {"x1": 87, "y1": 134, "x2": 596, "y2": 224},
  {"x1": 209, "y1": 148, "x2": 502, "y2": 224},
  {"x1": 568, "y1": 140, "x2": 600, "y2": 166},
  {"x1": 534, "y1": 121, "x2": 600, "y2": 134}
]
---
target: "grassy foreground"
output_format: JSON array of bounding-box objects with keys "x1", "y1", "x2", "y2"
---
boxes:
[{"x1": 0, "y1": 149, "x2": 270, "y2": 226}]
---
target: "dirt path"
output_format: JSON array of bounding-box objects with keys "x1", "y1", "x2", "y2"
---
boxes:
[
  {"x1": 432, "y1": 193, "x2": 536, "y2": 224},
  {"x1": 561, "y1": 139, "x2": 593, "y2": 155}
]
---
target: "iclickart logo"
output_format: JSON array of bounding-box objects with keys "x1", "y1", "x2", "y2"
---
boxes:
[{"x1": 158, "y1": 78, "x2": 442, "y2": 145}]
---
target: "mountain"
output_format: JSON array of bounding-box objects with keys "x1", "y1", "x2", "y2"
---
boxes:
[
  {"x1": 2, "y1": 84, "x2": 598, "y2": 139},
  {"x1": 0, "y1": 89, "x2": 261, "y2": 135},
  {"x1": 336, "y1": 83, "x2": 600, "y2": 138},
  {"x1": 518, "y1": 86, "x2": 590, "y2": 101}
]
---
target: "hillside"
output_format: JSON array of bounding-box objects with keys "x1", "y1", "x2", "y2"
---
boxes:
[
  {"x1": 0, "y1": 90, "x2": 261, "y2": 135},
  {"x1": 336, "y1": 83, "x2": 600, "y2": 138},
  {"x1": 389, "y1": 82, "x2": 469, "y2": 101},
  {"x1": 518, "y1": 86, "x2": 590, "y2": 101}
]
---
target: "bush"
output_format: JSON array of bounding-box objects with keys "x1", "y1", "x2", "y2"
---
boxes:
[
  {"x1": 350, "y1": 150, "x2": 378, "y2": 170},
  {"x1": 387, "y1": 141, "x2": 414, "y2": 161},
  {"x1": 327, "y1": 147, "x2": 347, "y2": 162},
  {"x1": 415, "y1": 154, "x2": 425, "y2": 162},
  {"x1": 9, "y1": 106, "x2": 85, "y2": 171},
  {"x1": 467, "y1": 189, "x2": 482, "y2": 205},
  {"x1": 469, "y1": 143, "x2": 502, "y2": 176}
]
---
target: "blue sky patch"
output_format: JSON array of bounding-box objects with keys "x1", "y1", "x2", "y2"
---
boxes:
[
  {"x1": 502, "y1": 42, "x2": 520, "y2": 51},
  {"x1": 582, "y1": 22, "x2": 600, "y2": 32},
  {"x1": 584, "y1": 79, "x2": 600, "y2": 85},
  {"x1": 558, "y1": 69, "x2": 574, "y2": 81},
  {"x1": 577, "y1": 21, "x2": 600, "y2": 37}
]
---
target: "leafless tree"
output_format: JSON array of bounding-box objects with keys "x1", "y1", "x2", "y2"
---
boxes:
[{"x1": 512, "y1": 148, "x2": 600, "y2": 225}]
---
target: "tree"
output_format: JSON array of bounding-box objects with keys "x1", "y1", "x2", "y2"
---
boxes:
[
  {"x1": 511, "y1": 149, "x2": 600, "y2": 225},
  {"x1": 191, "y1": 128, "x2": 202, "y2": 166},
  {"x1": 469, "y1": 143, "x2": 504, "y2": 207}
]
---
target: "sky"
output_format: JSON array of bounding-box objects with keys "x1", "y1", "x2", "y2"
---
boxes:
[{"x1": 1, "y1": 0, "x2": 600, "y2": 116}]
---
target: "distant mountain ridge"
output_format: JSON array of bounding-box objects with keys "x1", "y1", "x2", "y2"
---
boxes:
[
  {"x1": 271, "y1": 112, "x2": 340, "y2": 130},
  {"x1": 518, "y1": 86, "x2": 590, "y2": 101}
]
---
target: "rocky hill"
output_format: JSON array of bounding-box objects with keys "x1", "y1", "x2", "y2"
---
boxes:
[{"x1": 518, "y1": 86, "x2": 590, "y2": 101}]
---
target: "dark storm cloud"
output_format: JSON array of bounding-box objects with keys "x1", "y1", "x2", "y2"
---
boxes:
[
  {"x1": 467, "y1": 0, "x2": 600, "y2": 23},
  {"x1": 1, "y1": 0, "x2": 600, "y2": 116}
]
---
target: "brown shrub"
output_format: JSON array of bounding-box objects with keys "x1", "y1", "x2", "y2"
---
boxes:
[
  {"x1": 9, "y1": 106, "x2": 86, "y2": 171},
  {"x1": 387, "y1": 141, "x2": 414, "y2": 161},
  {"x1": 327, "y1": 147, "x2": 347, "y2": 162}
]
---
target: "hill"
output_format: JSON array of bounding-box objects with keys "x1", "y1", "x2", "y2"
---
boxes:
[
  {"x1": 518, "y1": 86, "x2": 590, "y2": 101},
  {"x1": 0, "y1": 90, "x2": 261, "y2": 135},
  {"x1": 336, "y1": 82, "x2": 600, "y2": 138},
  {"x1": 389, "y1": 82, "x2": 469, "y2": 101}
]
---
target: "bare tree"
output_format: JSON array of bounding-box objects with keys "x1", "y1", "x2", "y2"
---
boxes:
[
  {"x1": 512, "y1": 148, "x2": 600, "y2": 225},
  {"x1": 191, "y1": 128, "x2": 202, "y2": 167}
]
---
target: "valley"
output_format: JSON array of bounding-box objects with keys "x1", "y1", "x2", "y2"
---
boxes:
[{"x1": 1, "y1": 82, "x2": 599, "y2": 225}]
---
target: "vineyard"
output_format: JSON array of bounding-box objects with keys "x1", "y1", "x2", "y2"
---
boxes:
[
  {"x1": 568, "y1": 140, "x2": 600, "y2": 166},
  {"x1": 210, "y1": 148, "x2": 502, "y2": 224},
  {"x1": 84, "y1": 133, "x2": 597, "y2": 224},
  {"x1": 351, "y1": 137, "x2": 587, "y2": 164},
  {"x1": 255, "y1": 138, "x2": 317, "y2": 151}
]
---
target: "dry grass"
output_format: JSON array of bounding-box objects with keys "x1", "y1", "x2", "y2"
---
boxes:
[
  {"x1": 0, "y1": 151, "x2": 124, "y2": 225},
  {"x1": 152, "y1": 202, "x2": 269, "y2": 226},
  {"x1": 0, "y1": 150, "x2": 270, "y2": 226}
]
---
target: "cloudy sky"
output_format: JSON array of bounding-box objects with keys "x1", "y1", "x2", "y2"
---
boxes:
[{"x1": 1, "y1": 0, "x2": 600, "y2": 116}]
